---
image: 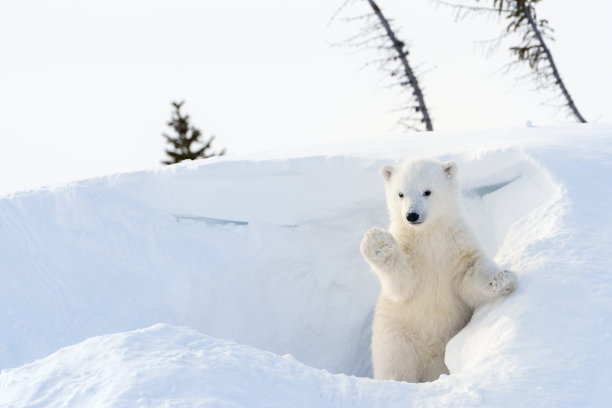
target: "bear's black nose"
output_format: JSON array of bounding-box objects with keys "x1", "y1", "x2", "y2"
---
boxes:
[{"x1": 407, "y1": 212, "x2": 420, "y2": 222}]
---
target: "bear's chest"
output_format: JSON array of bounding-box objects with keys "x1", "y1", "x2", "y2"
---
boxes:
[
  {"x1": 376, "y1": 287, "x2": 471, "y2": 351},
  {"x1": 385, "y1": 257, "x2": 471, "y2": 339},
  {"x1": 400, "y1": 227, "x2": 466, "y2": 277}
]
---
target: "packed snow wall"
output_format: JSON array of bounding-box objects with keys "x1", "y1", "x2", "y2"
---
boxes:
[
  {"x1": 1, "y1": 125, "x2": 612, "y2": 407},
  {"x1": 0, "y1": 147, "x2": 560, "y2": 378}
]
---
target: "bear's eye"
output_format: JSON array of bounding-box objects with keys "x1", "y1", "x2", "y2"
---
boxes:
[
  {"x1": 423, "y1": 190, "x2": 431, "y2": 197},
  {"x1": 398, "y1": 192, "x2": 404, "y2": 198}
]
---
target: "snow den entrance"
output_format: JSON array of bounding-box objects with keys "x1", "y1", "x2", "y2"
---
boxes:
[{"x1": 177, "y1": 151, "x2": 562, "y2": 379}]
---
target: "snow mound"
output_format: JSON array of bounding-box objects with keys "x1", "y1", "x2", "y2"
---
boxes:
[
  {"x1": 0, "y1": 323, "x2": 507, "y2": 408},
  {"x1": 1, "y1": 324, "x2": 373, "y2": 407},
  {"x1": 1, "y1": 124, "x2": 611, "y2": 406}
]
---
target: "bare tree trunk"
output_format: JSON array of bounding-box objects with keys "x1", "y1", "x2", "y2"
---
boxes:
[
  {"x1": 367, "y1": 0, "x2": 434, "y2": 131},
  {"x1": 523, "y1": 5, "x2": 586, "y2": 123}
]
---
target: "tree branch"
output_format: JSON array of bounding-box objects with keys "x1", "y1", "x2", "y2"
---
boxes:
[
  {"x1": 366, "y1": 0, "x2": 433, "y2": 130},
  {"x1": 522, "y1": 5, "x2": 586, "y2": 122}
]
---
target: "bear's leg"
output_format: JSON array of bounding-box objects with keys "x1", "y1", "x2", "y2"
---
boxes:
[
  {"x1": 458, "y1": 256, "x2": 518, "y2": 307},
  {"x1": 421, "y1": 353, "x2": 449, "y2": 382},
  {"x1": 371, "y1": 319, "x2": 420, "y2": 382},
  {"x1": 360, "y1": 227, "x2": 419, "y2": 302}
]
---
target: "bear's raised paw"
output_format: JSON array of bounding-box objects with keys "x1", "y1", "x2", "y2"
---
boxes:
[
  {"x1": 360, "y1": 228, "x2": 397, "y2": 263},
  {"x1": 488, "y1": 270, "x2": 518, "y2": 295}
]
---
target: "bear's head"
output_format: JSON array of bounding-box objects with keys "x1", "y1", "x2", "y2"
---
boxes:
[{"x1": 380, "y1": 159, "x2": 458, "y2": 228}]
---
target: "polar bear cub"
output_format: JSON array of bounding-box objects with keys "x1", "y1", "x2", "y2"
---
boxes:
[{"x1": 361, "y1": 158, "x2": 517, "y2": 383}]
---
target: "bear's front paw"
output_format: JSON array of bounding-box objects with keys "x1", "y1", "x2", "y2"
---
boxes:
[
  {"x1": 488, "y1": 270, "x2": 518, "y2": 295},
  {"x1": 360, "y1": 228, "x2": 397, "y2": 263}
]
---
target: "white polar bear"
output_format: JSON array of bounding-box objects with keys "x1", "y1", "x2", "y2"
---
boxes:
[{"x1": 360, "y1": 158, "x2": 517, "y2": 383}]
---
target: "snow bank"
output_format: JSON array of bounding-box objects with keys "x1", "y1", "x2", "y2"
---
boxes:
[
  {"x1": 0, "y1": 324, "x2": 456, "y2": 407},
  {"x1": 1, "y1": 124, "x2": 611, "y2": 406}
]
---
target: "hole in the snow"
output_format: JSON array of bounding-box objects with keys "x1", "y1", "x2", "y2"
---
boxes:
[{"x1": 181, "y1": 152, "x2": 562, "y2": 381}]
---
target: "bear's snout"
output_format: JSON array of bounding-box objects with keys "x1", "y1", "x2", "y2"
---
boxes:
[{"x1": 406, "y1": 212, "x2": 420, "y2": 223}]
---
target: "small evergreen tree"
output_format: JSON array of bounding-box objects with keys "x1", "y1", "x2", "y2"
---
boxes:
[
  {"x1": 366, "y1": 0, "x2": 434, "y2": 131},
  {"x1": 332, "y1": 0, "x2": 434, "y2": 131},
  {"x1": 162, "y1": 101, "x2": 225, "y2": 165},
  {"x1": 436, "y1": 0, "x2": 587, "y2": 123}
]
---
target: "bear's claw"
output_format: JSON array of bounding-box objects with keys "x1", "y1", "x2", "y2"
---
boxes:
[
  {"x1": 489, "y1": 269, "x2": 518, "y2": 295},
  {"x1": 361, "y1": 228, "x2": 397, "y2": 263}
]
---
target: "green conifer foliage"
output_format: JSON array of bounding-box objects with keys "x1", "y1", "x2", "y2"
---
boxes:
[{"x1": 162, "y1": 101, "x2": 225, "y2": 165}]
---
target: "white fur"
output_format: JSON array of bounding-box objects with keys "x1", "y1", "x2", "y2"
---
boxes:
[{"x1": 361, "y1": 158, "x2": 517, "y2": 383}]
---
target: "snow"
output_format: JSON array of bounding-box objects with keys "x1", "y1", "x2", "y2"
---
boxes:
[{"x1": 1, "y1": 124, "x2": 611, "y2": 406}]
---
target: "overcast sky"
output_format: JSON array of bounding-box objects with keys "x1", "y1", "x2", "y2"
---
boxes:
[{"x1": 1, "y1": 0, "x2": 610, "y2": 195}]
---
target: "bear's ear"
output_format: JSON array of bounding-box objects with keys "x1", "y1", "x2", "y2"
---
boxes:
[
  {"x1": 443, "y1": 161, "x2": 458, "y2": 179},
  {"x1": 380, "y1": 165, "x2": 394, "y2": 182}
]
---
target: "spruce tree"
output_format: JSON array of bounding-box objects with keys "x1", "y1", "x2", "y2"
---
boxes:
[
  {"x1": 162, "y1": 101, "x2": 225, "y2": 165},
  {"x1": 437, "y1": 0, "x2": 587, "y2": 123},
  {"x1": 332, "y1": 0, "x2": 434, "y2": 131}
]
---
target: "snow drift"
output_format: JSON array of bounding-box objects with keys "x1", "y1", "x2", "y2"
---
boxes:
[{"x1": 0, "y1": 125, "x2": 611, "y2": 407}]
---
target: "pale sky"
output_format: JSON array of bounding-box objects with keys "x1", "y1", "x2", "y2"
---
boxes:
[{"x1": 1, "y1": 0, "x2": 610, "y2": 195}]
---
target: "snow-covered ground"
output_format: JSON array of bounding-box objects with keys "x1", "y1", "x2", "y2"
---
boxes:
[{"x1": 0, "y1": 124, "x2": 611, "y2": 407}]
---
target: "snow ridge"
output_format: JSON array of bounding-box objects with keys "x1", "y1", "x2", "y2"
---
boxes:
[{"x1": 1, "y1": 125, "x2": 611, "y2": 406}]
